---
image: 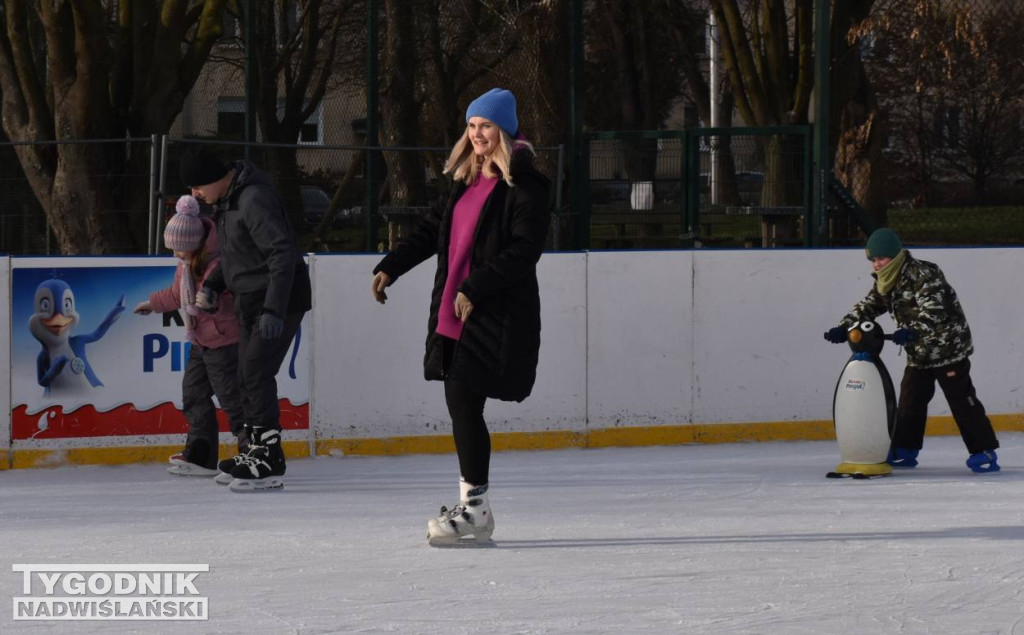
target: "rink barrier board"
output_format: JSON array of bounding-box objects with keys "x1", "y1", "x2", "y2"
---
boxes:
[
  {"x1": 5, "y1": 414, "x2": 1022, "y2": 468},
  {"x1": 313, "y1": 413, "x2": 1024, "y2": 458},
  {"x1": 7, "y1": 250, "x2": 1024, "y2": 470},
  {"x1": 9, "y1": 440, "x2": 312, "y2": 470}
]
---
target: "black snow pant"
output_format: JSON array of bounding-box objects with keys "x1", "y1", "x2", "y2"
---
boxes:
[
  {"x1": 893, "y1": 358, "x2": 1000, "y2": 455},
  {"x1": 236, "y1": 309, "x2": 304, "y2": 432},
  {"x1": 442, "y1": 337, "x2": 490, "y2": 486},
  {"x1": 182, "y1": 342, "x2": 244, "y2": 446}
]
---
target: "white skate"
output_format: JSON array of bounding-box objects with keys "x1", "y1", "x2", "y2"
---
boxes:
[{"x1": 427, "y1": 480, "x2": 494, "y2": 546}]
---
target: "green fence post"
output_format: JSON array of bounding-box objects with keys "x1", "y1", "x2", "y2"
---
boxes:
[
  {"x1": 365, "y1": 0, "x2": 379, "y2": 252},
  {"x1": 812, "y1": 0, "x2": 831, "y2": 247}
]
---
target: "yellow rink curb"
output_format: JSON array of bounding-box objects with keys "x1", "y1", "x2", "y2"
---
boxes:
[{"x1": 4, "y1": 414, "x2": 1023, "y2": 469}]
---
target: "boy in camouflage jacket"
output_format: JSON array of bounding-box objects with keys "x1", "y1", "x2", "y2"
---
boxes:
[{"x1": 825, "y1": 228, "x2": 1000, "y2": 473}]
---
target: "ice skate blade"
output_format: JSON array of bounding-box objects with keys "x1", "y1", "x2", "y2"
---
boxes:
[
  {"x1": 167, "y1": 464, "x2": 218, "y2": 477},
  {"x1": 969, "y1": 465, "x2": 1001, "y2": 474},
  {"x1": 228, "y1": 477, "x2": 284, "y2": 493},
  {"x1": 427, "y1": 533, "x2": 495, "y2": 548},
  {"x1": 214, "y1": 472, "x2": 234, "y2": 485}
]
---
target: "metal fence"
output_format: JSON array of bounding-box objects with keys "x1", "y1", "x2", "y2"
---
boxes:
[
  {"x1": 3, "y1": 0, "x2": 1024, "y2": 255},
  {"x1": 0, "y1": 137, "x2": 565, "y2": 256}
]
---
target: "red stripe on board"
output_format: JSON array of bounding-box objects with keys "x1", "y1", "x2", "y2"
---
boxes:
[{"x1": 12, "y1": 401, "x2": 309, "y2": 440}]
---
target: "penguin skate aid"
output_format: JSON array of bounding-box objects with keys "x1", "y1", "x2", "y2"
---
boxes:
[
  {"x1": 824, "y1": 228, "x2": 1001, "y2": 475},
  {"x1": 823, "y1": 321, "x2": 897, "y2": 479}
]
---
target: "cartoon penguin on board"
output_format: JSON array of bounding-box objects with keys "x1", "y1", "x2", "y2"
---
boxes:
[
  {"x1": 27, "y1": 278, "x2": 126, "y2": 397},
  {"x1": 826, "y1": 320, "x2": 898, "y2": 479}
]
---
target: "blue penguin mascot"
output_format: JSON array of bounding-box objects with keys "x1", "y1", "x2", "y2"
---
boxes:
[
  {"x1": 27, "y1": 279, "x2": 126, "y2": 397},
  {"x1": 825, "y1": 320, "x2": 897, "y2": 479}
]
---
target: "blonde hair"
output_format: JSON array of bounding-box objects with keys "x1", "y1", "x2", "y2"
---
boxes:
[{"x1": 443, "y1": 125, "x2": 535, "y2": 187}]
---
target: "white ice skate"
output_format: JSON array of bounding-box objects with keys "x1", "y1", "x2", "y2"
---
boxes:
[{"x1": 427, "y1": 480, "x2": 494, "y2": 547}]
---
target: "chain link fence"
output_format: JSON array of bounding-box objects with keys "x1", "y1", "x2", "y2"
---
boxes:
[{"x1": 2, "y1": 0, "x2": 1023, "y2": 255}]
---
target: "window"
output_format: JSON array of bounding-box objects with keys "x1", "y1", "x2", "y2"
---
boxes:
[
  {"x1": 278, "y1": 100, "x2": 324, "y2": 145},
  {"x1": 220, "y1": 10, "x2": 242, "y2": 45},
  {"x1": 218, "y1": 97, "x2": 246, "y2": 140}
]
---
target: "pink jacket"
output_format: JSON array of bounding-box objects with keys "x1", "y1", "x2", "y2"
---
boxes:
[{"x1": 148, "y1": 218, "x2": 239, "y2": 349}]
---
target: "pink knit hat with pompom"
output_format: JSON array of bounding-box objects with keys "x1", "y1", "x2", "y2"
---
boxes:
[{"x1": 164, "y1": 195, "x2": 206, "y2": 252}]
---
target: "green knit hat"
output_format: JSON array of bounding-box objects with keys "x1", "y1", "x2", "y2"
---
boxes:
[{"x1": 865, "y1": 228, "x2": 903, "y2": 260}]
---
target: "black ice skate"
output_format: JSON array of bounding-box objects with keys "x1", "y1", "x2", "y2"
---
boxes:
[
  {"x1": 215, "y1": 426, "x2": 253, "y2": 485},
  {"x1": 228, "y1": 427, "x2": 286, "y2": 492}
]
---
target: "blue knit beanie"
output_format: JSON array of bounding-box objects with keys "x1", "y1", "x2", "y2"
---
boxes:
[
  {"x1": 865, "y1": 228, "x2": 903, "y2": 260},
  {"x1": 465, "y1": 88, "x2": 518, "y2": 137}
]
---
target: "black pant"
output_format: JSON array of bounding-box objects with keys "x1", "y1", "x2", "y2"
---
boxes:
[
  {"x1": 182, "y1": 343, "x2": 245, "y2": 444},
  {"x1": 442, "y1": 337, "x2": 490, "y2": 485},
  {"x1": 236, "y1": 311, "x2": 304, "y2": 431},
  {"x1": 893, "y1": 358, "x2": 999, "y2": 455}
]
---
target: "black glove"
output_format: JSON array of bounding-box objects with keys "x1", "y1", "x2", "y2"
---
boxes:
[
  {"x1": 824, "y1": 326, "x2": 847, "y2": 344},
  {"x1": 891, "y1": 328, "x2": 917, "y2": 346},
  {"x1": 196, "y1": 287, "x2": 219, "y2": 313},
  {"x1": 258, "y1": 312, "x2": 284, "y2": 339}
]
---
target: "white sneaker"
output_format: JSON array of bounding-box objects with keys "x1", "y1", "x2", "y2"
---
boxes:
[{"x1": 427, "y1": 480, "x2": 494, "y2": 546}]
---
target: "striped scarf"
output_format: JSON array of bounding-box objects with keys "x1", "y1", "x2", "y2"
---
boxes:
[{"x1": 178, "y1": 258, "x2": 200, "y2": 341}]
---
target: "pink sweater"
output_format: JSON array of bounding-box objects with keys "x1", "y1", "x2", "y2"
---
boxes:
[
  {"x1": 437, "y1": 175, "x2": 499, "y2": 339},
  {"x1": 148, "y1": 218, "x2": 239, "y2": 349}
]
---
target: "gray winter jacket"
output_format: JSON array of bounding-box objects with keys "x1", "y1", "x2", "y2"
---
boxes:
[{"x1": 205, "y1": 160, "x2": 311, "y2": 318}]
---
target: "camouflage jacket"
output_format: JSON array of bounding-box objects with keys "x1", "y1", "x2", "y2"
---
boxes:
[{"x1": 840, "y1": 251, "x2": 973, "y2": 368}]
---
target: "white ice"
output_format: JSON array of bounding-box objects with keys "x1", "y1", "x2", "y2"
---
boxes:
[{"x1": 2, "y1": 433, "x2": 1024, "y2": 634}]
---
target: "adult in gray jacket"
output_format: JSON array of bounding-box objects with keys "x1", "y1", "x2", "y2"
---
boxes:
[{"x1": 180, "y1": 147, "x2": 311, "y2": 491}]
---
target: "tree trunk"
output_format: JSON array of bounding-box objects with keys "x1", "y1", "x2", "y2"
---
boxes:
[
  {"x1": 48, "y1": 145, "x2": 126, "y2": 254},
  {"x1": 380, "y1": 0, "x2": 424, "y2": 206},
  {"x1": 831, "y1": 0, "x2": 885, "y2": 228}
]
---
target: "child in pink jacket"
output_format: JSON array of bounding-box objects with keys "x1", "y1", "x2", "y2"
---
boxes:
[{"x1": 135, "y1": 196, "x2": 246, "y2": 476}]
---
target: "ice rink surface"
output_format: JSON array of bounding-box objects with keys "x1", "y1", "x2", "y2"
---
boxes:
[{"x1": 2, "y1": 433, "x2": 1024, "y2": 635}]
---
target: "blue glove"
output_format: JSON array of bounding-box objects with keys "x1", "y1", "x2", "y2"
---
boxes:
[
  {"x1": 891, "y1": 328, "x2": 917, "y2": 346},
  {"x1": 258, "y1": 312, "x2": 284, "y2": 339},
  {"x1": 824, "y1": 326, "x2": 847, "y2": 344}
]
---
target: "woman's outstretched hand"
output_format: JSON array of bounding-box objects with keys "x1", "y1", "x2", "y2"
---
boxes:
[{"x1": 372, "y1": 271, "x2": 392, "y2": 304}]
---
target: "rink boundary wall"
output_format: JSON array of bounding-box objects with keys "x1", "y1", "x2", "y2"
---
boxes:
[{"x1": 5, "y1": 248, "x2": 1024, "y2": 469}]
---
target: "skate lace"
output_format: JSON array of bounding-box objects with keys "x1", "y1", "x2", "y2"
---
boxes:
[
  {"x1": 437, "y1": 503, "x2": 467, "y2": 521},
  {"x1": 237, "y1": 445, "x2": 269, "y2": 468}
]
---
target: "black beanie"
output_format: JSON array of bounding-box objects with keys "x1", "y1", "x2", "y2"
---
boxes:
[{"x1": 180, "y1": 147, "x2": 229, "y2": 188}]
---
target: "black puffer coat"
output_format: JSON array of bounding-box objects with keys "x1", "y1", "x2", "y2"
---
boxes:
[{"x1": 374, "y1": 152, "x2": 551, "y2": 402}]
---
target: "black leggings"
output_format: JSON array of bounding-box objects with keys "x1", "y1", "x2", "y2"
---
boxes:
[
  {"x1": 444, "y1": 379, "x2": 490, "y2": 485},
  {"x1": 441, "y1": 336, "x2": 490, "y2": 485}
]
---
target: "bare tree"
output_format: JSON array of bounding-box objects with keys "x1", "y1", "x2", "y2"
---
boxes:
[
  {"x1": 867, "y1": 0, "x2": 1024, "y2": 204},
  {"x1": 0, "y1": 0, "x2": 230, "y2": 254},
  {"x1": 243, "y1": 0, "x2": 352, "y2": 226},
  {"x1": 708, "y1": 0, "x2": 813, "y2": 211},
  {"x1": 832, "y1": 0, "x2": 885, "y2": 222}
]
